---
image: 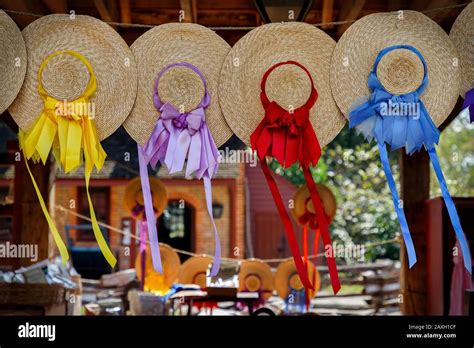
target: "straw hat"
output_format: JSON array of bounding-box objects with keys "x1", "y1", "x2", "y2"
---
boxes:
[
  {"x1": 124, "y1": 23, "x2": 233, "y2": 147},
  {"x1": 177, "y1": 255, "x2": 213, "y2": 288},
  {"x1": 219, "y1": 22, "x2": 345, "y2": 147},
  {"x1": 238, "y1": 259, "x2": 274, "y2": 300},
  {"x1": 331, "y1": 11, "x2": 460, "y2": 126},
  {"x1": 135, "y1": 243, "x2": 181, "y2": 292},
  {"x1": 275, "y1": 259, "x2": 320, "y2": 300},
  {"x1": 8, "y1": 14, "x2": 137, "y2": 140},
  {"x1": 450, "y1": 3, "x2": 474, "y2": 98},
  {"x1": 0, "y1": 10, "x2": 27, "y2": 114},
  {"x1": 292, "y1": 183, "x2": 337, "y2": 226},
  {"x1": 124, "y1": 176, "x2": 168, "y2": 220}
]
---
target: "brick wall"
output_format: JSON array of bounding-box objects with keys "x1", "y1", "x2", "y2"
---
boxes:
[
  {"x1": 53, "y1": 170, "x2": 246, "y2": 269},
  {"x1": 161, "y1": 180, "x2": 232, "y2": 257},
  {"x1": 55, "y1": 184, "x2": 77, "y2": 243}
]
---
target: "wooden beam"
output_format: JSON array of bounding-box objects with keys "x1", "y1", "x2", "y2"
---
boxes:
[
  {"x1": 119, "y1": 0, "x2": 131, "y2": 24},
  {"x1": 321, "y1": 0, "x2": 334, "y2": 29},
  {"x1": 94, "y1": 0, "x2": 120, "y2": 30},
  {"x1": 400, "y1": 149, "x2": 430, "y2": 315},
  {"x1": 179, "y1": 0, "x2": 196, "y2": 23},
  {"x1": 336, "y1": 0, "x2": 366, "y2": 36},
  {"x1": 422, "y1": 0, "x2": 455, "y2": 23},
  {"x1": 94, "y1": 0, "x2": 113, "y2": 22},
  {"x1": 387, "y1": 0, "x2": 405, "y2": 11},
  {"x1": 192, "y1": 0, "x2": 198, "y2": 23},
  {"x1": 42, "y1": 0, "x2": 67, "y2": 13},
  {"x1": 0, "y1": 0, "x2": 48, "y2": 28},
  {"x1": 191, "y1": 9, "x2": 258, "y2": 27},
  {"x1": 131, "y1": 11, "x2": 179, "y2": 26},
  {"x1": 106, "y1": 0, "x2": 119, "y2": 22}
]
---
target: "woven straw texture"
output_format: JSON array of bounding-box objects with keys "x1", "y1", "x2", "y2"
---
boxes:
[
  {"x1": 0, "y1": 10, "x2": 27, "y2": 114},
  {"x1": 123, "y1": 176, "x2": 168, "y2": 219},
  {"x1": 450, "y1": 2, "x2": 474, "y2": 98},
  {"x1": 331, "y1": 11, "x2": 460, "y2": 127},
  {"x1": 238, "y1": 259, "x2": 274, "y2": 299},
  {"x1": 8, "y1": 14, "x2": 137, "y2": 140},
  {"x1": 177, "y1": 255, "x2": 212, "y2": 288},
  {"x1": 124, "y1": 23, "x2": 232, "y2": 147},
  {"x1": 275, "y1": 259, "x2": 320, "y2": 299},
  {"x1": 219, "y1": 22, "x2": 345, "y2": 148}
]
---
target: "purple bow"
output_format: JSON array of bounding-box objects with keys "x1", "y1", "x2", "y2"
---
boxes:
[
  {"x1": 143, "y1": 103, "x2": 219, "y2": 179},
  {"x1": 138, "y1": 62, "x2": 222, "y2": 277}
]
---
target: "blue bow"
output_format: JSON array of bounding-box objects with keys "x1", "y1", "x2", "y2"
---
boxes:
[{"x1": 349, "y1": 45, "x2": 472, "y2": 273}]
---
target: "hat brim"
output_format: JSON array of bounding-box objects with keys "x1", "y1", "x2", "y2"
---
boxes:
[
  {"x1": 238, "y1": 258, "x2": 274, "y2": 299},
  {"x1": 219, "y1": 22, "x2": 345, "y2": 148},
  {"x1": 450, "y1": 3, "x2": 474, "y2": 98},
  {"x1": 331, "y1": 11, "x2": 460, "y2": 126},
  {"x1": 275, "y1": 259, "x2": 320, "y2": 299},
  {"x1": 177, "y1": 255, "x2": 213, "y2": 288},
  {"x1": 8, "y1": 14, "x2": 137, "y2": 141},
  {"x1": 124, "y1": 23, "x2": 233, "y2": 147},
  {"x1": 0, "y1": 10, "x2": 27, "y2": 114},
  {"x1": 124, "y1": 176, "x2": 168, "y2": 219}
]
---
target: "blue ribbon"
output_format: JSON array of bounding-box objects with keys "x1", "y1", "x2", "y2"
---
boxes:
[{"x1": 349, "y1": 44, "x2": 472, "y2": 273}]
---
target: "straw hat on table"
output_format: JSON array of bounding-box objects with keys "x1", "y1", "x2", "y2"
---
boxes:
[
  {"x1": 135, "y1": 243, "x2": 181, "y2": 293},
  {"x1": 331, "y1": 10, "x2": 460, "y2": 126},
  {"x1": 124, "y1": 23, "x2": 233, "y2": 147},
  {"x1": 219, "y1": 22, "x2": 345, "y2": 147},
  {"x1": 0, "y1": 10, "x2": 27, "y2": 114},
  {"x1": 124, "y1": 176, "x2": 168, "y2": 220},
  {"x1": 177, "y1": 255, "x2": 213, "y2": 288},
  {"x1": 8, "y1": 14, "x2": 137, "y2": 140},
  {"x1": 275, "y1": 259, "x2": 320, "y2": 300},
  {"x1": 238, "y1": 258, "x2": 274, "y2": 300},
  {"x1": 450, "y1": 2, "x2": 474, "y2": 99}
]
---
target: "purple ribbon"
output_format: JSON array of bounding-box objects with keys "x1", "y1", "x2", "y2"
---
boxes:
[
  {"x1": 139, "y1": 220, "x2": 147, "y2": 290},
  {"x1": 138, "y1": 62, "x2": 221, "y2": 276},
  {"x1": 138, "y1": 146, "x2": 163, "y2": 273},
  {"x1": 463, "y1": 88, "x2": 474, "y2": 123}
]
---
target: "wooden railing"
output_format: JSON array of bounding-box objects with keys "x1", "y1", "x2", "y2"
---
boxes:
[{"x1": 316, "y1": 260, "x2": 401, "y2": 314}]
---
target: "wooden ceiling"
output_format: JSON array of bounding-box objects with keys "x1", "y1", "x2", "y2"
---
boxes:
[{"x1": 0, "y1": 0, "x2": 468, "y2": 45}]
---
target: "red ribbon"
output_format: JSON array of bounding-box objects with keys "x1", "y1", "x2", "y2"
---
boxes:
[
  {"x1": 313, "y1": 227, "x2": 320, "y2": 287},
  {"x1": 303, "y1": 226, "x2": 310, "y2": 311},
  {"x1": 298, "y1": 197, "x2": 332, "y2": 230},
  {"x1": 250, "y1": 61, "x2": 340, "y2": 294}
]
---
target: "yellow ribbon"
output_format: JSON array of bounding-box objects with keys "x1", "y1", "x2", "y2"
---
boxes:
[{"x1": 19, "y1": 50, "x2": 117, "y2": 268}]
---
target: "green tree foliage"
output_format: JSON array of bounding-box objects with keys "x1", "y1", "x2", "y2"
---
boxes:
[
  {"x1": 429, "y1": 116, "x2": 474, "y2": 197},
  {"x1": 269, "y1": 113, "x2": 473, "y2": 264},
  {"x1": 269, "y1": 127, "x2": 400, "y2": 262}
]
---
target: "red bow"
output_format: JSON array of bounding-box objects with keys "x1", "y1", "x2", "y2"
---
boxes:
[
  {"x1": 250, "y1": 61, "x2": 341, "y2": 295},
  {"x1": 251, "y1": 101, "x2": 321, "y2": 168}
]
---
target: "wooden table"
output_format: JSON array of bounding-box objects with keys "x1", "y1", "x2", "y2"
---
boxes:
[{"x1": 169, "y1": 290, "x2": 260, "y2": 315}]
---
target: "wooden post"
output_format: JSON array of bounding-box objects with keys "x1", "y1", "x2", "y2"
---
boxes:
[{"x1": 399, "y1": 150, "x2": 430, "y2": 315}]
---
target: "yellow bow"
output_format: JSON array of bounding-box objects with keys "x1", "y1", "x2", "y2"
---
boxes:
[{"x1": 19, "y1": 50, "x2": 117, "y2": 268}]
